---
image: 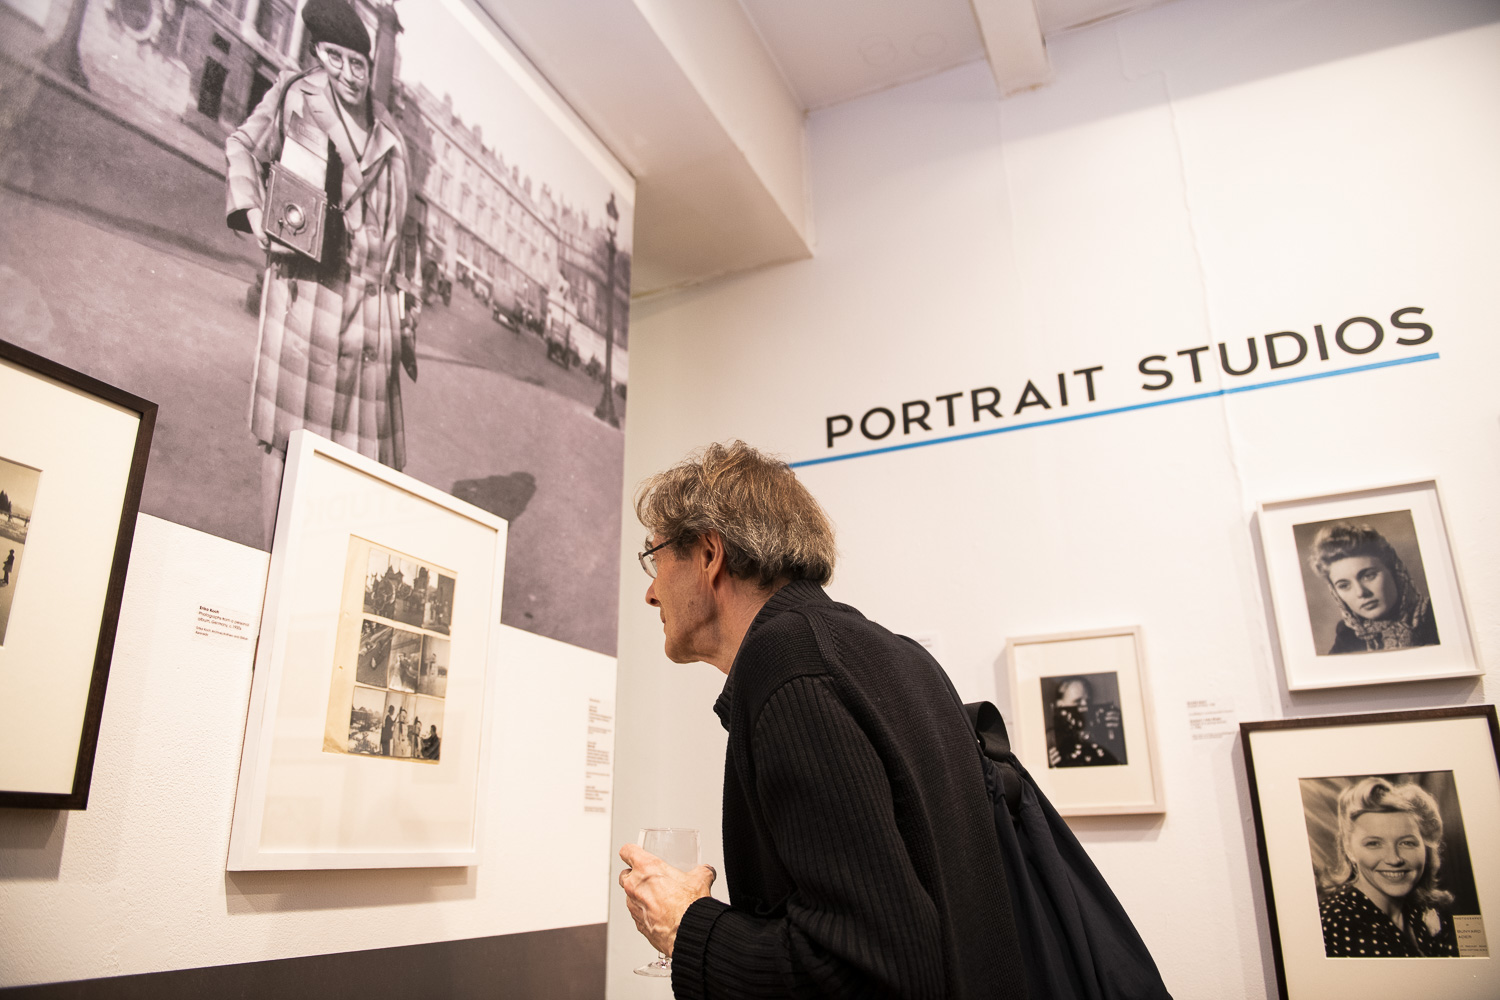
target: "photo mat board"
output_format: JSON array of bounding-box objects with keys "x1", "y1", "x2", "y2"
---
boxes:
[
  {"x1": 1258, "y1": 481, "x2": 1479, "y2": 690},
  {"x1": 1241, "y1": 707, "x2": 1500, "y2": 1000},
  {"x1": 0, "y1": 0, "x2": 634, "y2": 657},
  {"x1": 1005, "y1": 627, "x2": 1165, "y2": 815},
  {"x1": 0, "y1": 340, "x2": 155, "y2": 809},
  {"x1": 227, "y1": 430, "x2": 506, "y2": 870}
]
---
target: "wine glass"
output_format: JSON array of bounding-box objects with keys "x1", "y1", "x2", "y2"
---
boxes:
[{"x1": 633, "y1": 827, "x2": 700, "y2": 978}]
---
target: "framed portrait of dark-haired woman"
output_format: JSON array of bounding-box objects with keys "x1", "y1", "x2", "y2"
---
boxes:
[
  {"x1": 1257, "y1": 481, "x2": 1480, "y2": 690},
  {"x1": 1242, "y1": 706, "x2": 1500, "y2": 1000}
]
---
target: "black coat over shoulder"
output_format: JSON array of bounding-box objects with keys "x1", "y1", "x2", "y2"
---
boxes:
[{"x1": 671, "y1": 581, "x2": 1027, "y2": 1000}]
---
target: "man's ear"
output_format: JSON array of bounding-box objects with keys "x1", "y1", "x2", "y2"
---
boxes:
[{"x1": 698, "y1": 531, "x2": 727, "y2": 584}]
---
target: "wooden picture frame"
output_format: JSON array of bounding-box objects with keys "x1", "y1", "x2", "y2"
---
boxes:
[
  {"x1": 0, "y1": 340, "x2": 156, "y2": 810},
  {"x1": 1004, "y1": 626, "x2": 1166, "y2": 816},
  {"x1": 226, "y1": 430, "x2": 507, "y2": 869},
  {"x1": 1241, "y1": 706, "x2": 1500, "y2": 999},
  {"x1": 1257, "y1": 480, "x2": 1480, "y2": 690}
]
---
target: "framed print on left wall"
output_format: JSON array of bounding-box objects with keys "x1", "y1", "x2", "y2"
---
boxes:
[{"x1": 0, "y1": 340, "x2": 156, "y2": 810}]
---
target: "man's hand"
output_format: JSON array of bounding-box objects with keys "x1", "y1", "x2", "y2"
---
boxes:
[{"x1": 618, "y1": 842, "x2": 716, "y2": 958}]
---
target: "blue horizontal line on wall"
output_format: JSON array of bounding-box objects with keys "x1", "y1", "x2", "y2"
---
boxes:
[{"x1": 790, "y1": 352, "x2": 1441, "y2": 469}]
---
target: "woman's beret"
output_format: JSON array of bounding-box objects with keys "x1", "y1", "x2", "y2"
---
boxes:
[{"x1": 302, "y1": 0, "x2": 371, "y2": 57}]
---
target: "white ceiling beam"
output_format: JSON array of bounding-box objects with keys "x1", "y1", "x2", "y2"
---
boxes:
[
  {"x1": 969, "y1": 0, "x2": 1052, "y2": 96},
  {"x1": 471, "y1": 0, "x2": 812, "y2": 297}
]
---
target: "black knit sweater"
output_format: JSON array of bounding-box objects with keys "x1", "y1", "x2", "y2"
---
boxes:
[{"x1": 671, "y1": 581, "x2": 1028, "y2": 999}]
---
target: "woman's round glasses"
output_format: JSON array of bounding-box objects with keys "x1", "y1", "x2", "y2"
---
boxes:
[
  {"x1": 638, "y1": 536, "x2": 674, "y2": 578},
  {"x1": 319, "y1": 46, "x2": 369, "y2": 79}
]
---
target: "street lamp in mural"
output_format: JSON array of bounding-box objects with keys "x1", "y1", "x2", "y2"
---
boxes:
[{"x1": 594, "y1": 193, "x2": 620, "y2": 428}]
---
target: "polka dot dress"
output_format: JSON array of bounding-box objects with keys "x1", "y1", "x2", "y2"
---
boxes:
[{"x1": 1319, "y1": 884, "x2": 1459, "y2": 957}]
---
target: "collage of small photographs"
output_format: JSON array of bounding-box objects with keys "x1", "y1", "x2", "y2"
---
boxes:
[{"x1": 341, "y1": 546, "x2": 456, "y2": 763}]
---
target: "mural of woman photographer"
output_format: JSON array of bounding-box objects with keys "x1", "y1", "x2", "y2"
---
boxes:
[{"x1": 224, "y1": 0, "x2": 415, "y2": 542}]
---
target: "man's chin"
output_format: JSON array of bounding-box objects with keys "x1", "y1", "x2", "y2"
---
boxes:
[{"x1": 662, "y1": 640, "x2": 701, "y2": 665}]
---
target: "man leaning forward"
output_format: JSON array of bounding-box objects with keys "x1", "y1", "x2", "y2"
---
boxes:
[{"x1": 619, "y1": 441, "x2": 1028, "y2": 999}]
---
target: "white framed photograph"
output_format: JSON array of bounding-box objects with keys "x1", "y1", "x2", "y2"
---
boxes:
[
  {"x1": 1004, "y1": 626, "x2": 1165, "y2": 816},
  {"x1": 227, "y1": 430, "x2": 506, "y2": 870},
  {"x1": 1241, "y1": 706, "x2": 1500, "y2": 999},
  {"x1": 1257, "y1": 480, "x2": 1479, "y2": 690}
]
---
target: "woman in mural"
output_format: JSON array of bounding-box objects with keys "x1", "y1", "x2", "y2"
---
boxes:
[
  {"x1": 1316, "y1": 777, "x2": 1458, "y2": 957},
  {"x1": 1307, "y1": 522, "x2": 1439, "y2": 654},
  {"x1": 224, "y1": 0, "x2": 416, "y2": 544}
]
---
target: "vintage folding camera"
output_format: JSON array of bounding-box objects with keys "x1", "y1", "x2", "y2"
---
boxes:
[
  {"x1": 264, "y1": 110, "x2": 329, "y2": 261},
  {"x1": 264, "y1": 164, "x2": 327, "y2": 261}
]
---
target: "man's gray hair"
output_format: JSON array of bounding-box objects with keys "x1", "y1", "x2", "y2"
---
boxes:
[{"x1": 635, "y1": 441, "x2": 836, "y2": 588}]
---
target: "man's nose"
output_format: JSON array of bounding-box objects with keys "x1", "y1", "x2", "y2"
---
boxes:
[{"x1": 645, "y1": 581, "x2": 659, "y2": 607}]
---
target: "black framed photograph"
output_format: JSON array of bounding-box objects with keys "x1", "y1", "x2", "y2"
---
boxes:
[
  {"x1": 0, "y1": 340, "x2": 156, "y2": 809},
  {"x1": 1258, "y1": 481, "x2": 1480, "y2": 689},
  {"x1": 1242, "y1": 706, "x2": 1500, "y2": 999}
]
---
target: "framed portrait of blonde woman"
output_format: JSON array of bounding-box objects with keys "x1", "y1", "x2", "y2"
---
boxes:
[
  {"x1": 1241, "y1": 706, "x2": 1500, "y2": 1000},
  {"x1": 1257, "y1": 480, "x2": 1480, "y2": 691}
]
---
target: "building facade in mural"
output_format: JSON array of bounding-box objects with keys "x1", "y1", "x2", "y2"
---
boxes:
[
  {"x1": 0, "y1": 0, "x2": 634, "y2": 656},
  {"x1": 395, "y1": 81, "x2": 629, "y2": 374}
]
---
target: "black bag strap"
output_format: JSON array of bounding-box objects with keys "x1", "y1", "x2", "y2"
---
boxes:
[
  {"x1": 965, "y1": 699, "x2": 1011, "y2": 759},
  {"x1": 962, "y1": 699, "x2": 1025, "y2": 812}
]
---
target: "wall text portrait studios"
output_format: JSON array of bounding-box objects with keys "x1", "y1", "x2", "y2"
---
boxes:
[{"x1": 822, "y1": 306, "x2": 1435, "y2": 451}]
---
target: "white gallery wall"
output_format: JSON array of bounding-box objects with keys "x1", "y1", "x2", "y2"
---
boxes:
[
  {"x1": 608, "y1": 0, "x2": 1500, "y2": 996},
  {"x1": 0, "y1": 514, "x2": 618, "y2": 985}
]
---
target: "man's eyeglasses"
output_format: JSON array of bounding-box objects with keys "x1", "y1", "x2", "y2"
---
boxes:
[
  {"x1": 319, "y1": 46, "x2": 369, "y2": 80},
  {"x1": 638, "y1": 536, "x2": 674, "y2": 579}
]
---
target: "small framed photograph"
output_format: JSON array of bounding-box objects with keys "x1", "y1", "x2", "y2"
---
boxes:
[
  {"x1": 227, "y1": 430, "x2": 506, "y2": 869},
  {"x1": 1004, "y1": 626, "x2": 1165, "y2": 815},
  {"x1": 1241, "y1": 706, "x2": 1500, "y2": 999},
  {"x1": 1257, "y1": 480, "x2": 1480, "y2": 690},
  {"x1": 0, "y1": 341, "x2": 155, "y2": 810}
]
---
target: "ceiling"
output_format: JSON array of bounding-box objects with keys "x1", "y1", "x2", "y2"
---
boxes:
[
  {"x1": 477, "y1": 0, "x2": 1178, "y2": 297},
  {"x1": 739, "y1": 0, "x2": 1173, "y2": 112}
]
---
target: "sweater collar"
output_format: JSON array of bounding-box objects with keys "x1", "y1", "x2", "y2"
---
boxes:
[{"x1": 712, "y1": 579, "x2": 832, "y2": 727}]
